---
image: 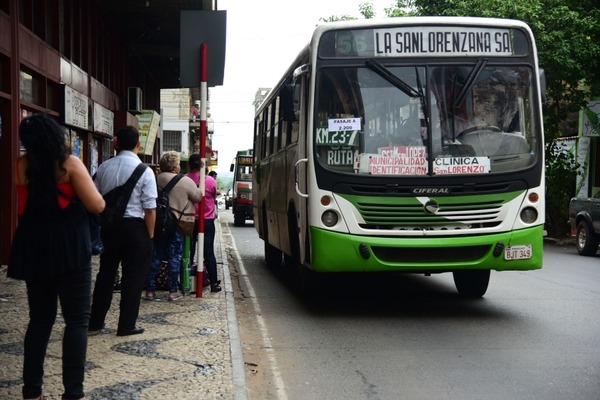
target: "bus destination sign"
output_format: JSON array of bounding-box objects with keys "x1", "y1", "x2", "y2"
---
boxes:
[
  {"x1": 328, "y1": 26, "x2": 521, "y2": 58},
  {"x1": 237, "y1": 156, "x2": 253, "y2": 165},
  {"x1": 374, "y1": 27, "x2": 513, "y2": 57}
]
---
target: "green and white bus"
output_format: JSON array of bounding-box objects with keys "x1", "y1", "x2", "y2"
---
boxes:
[{"x1": 253, "y1": 17, "x2": 545, "y2": 297}]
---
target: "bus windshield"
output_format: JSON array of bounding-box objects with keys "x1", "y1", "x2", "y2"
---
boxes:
[{"x1": 314, "y1": 63, "x2": 536, "y2": 175}]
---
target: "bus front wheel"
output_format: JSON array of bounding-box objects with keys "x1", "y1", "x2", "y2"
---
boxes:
[{"x1": 453, "y1": 270, "x2": 490, "y2": 298}]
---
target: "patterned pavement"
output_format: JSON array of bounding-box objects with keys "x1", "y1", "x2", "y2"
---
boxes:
[{"x1": 0, "y1": 220, "x2": 247, "y2": 400}]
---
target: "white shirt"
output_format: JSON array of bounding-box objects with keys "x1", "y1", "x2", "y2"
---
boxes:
[{"x1": 94, "y1": 151, "x2": 157, "y2": 218}]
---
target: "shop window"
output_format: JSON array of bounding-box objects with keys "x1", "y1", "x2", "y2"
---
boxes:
[{"x1": 19, "y1": 69, "x2": 41, "y2": 105}]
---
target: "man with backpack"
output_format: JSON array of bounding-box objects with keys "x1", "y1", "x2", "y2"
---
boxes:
[
  {"x1": 89, "y1": 126, "x2": 157, "y2": 336},
  {"x1": 145, "y1": 151, "x2": 202, "y2": 301}
]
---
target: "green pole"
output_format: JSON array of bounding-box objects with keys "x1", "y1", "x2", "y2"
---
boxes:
[{"x1": 181, "y1": 235, "x2": 191, "y2": 294}]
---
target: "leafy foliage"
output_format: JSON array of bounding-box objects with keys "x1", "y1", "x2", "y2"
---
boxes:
[
  {"x1": 319, "y1": 15, "x2": 357, "y2": 23},
  {"x1": 545, "y1": 141, "x2": 577, "y2": 236}
]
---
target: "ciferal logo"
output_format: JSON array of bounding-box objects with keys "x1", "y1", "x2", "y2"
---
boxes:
[
  {"x1": 412, "y1": 187, "x2": 451, "y2": 194},
  {"x1": 424, "y1": 199, "x2": 440, "y2": 214}
]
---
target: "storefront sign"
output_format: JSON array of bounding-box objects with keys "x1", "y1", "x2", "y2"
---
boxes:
[
  {"x1": 137, "y1": 110, "x2": 160, "y2": 155},
  {"x1": 93, "y1": 102, "x2": 114, "y2": 136},
  {"x1": 64, "y1": 86, "x2": 89, "y2": 130}
]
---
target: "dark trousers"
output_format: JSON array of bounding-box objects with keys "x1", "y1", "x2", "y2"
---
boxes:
[
  {"x1": 204, "y1": 218, "x2": 218, "y2": 284},
  {"x1": 89, "y1": 218, "x2": 152, "y2": 333},
  {"x1": 23, "y1": 266, "x2": 92, "y2": 400}
]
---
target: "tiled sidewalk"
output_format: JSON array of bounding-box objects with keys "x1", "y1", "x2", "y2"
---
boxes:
[{"x1": 0, "y1": 220, "x2": 246, "y2": 400}]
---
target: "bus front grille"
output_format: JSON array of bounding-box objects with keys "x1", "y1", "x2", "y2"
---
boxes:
[{"x1": 355, "y1": 199, "x2": 504, "y2": 230}]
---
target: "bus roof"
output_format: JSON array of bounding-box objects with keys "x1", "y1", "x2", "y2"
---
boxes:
[{"x1": 311, "y1": 16, "x2": 532, "y2": 36}]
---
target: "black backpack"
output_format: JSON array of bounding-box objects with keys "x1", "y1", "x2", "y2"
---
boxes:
[
  {"x1": 98, "y1": 163, "x2": 147, "y2": 229},
  {"x1": 154, "y1": 174, "x2": 184, "y2": 240}
]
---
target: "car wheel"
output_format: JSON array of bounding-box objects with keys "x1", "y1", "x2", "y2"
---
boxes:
[{"x1": 576, "y1": 221, "x2": 599, "y2": 256}]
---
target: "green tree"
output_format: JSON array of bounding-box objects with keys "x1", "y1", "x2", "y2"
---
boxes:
[
  {"x1": 545, "y1": 141, "x2": 577, "y2": 236},
  {"x1": 319, "y1": 1, "x2": 381, "y2": 22}
]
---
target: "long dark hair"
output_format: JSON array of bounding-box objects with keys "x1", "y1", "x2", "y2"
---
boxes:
[{"x1": 18, "y1": 114, "x2": 70, "y2": 219}]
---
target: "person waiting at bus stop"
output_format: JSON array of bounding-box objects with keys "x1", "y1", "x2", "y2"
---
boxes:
[
  {"x1": 145, "y1": 151, "x2": 201, "y2": 301},
  {"x1": 204, "y1": 168, "x2": 222, "y2": 292},
  {"x1": 89, "y1": 126, "x2": 157, "y2": 337},
  {"x1": 8, "y1": 113, "x2": 106, "y2": 400},
  {"x1": 186, "y1": 154, "x2": 202, "y2": 275}
]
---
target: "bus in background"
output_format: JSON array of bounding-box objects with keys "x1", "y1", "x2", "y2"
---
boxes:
[
  {"x1": 230, "y1": 149, "x2": 254, "y2": 226},
  {"x1": 253, "y1": 17, "x2": 545, "y2": 297}
]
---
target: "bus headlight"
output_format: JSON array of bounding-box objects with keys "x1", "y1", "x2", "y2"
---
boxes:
[
  {"x1": 520, "y1": 207, "x2": 538, "y2": 224},
  {"x1": 321, "y1": 210, "x2": 338, "y2": 227}
]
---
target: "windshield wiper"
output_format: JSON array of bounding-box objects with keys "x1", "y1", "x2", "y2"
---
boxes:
[
  {"x1": 452, "y1": 58, "x2": 488, "y2": 110},
  {"x1": 366, "y1": 59, "x2": 431, "y2": 144},
  {"x1": 366, "y1": 59, "x2": 421, "y2": 98}
]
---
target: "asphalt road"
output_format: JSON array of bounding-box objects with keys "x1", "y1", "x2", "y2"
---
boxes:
[{"x1": 221, "y1": 211, "x2": 600, "y2": 400}]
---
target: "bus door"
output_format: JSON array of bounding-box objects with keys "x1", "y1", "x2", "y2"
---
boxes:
[{"x1": 294, "y1": 71, "x2": 310, "y2": 266}]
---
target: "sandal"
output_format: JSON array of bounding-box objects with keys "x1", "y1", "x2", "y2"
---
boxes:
[
  {"x1": 168, "y1": 292, "x2": 183, "y2": 301},
  {"x1": 144, "y1": 291, "x2": 157, "y2": 301}
]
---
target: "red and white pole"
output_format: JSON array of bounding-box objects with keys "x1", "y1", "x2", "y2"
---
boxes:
[{"x1": 197, "y1": 43, "x2": 208, "y2": 298}]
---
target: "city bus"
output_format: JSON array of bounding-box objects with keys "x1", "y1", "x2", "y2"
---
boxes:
[{"x1": 253, "y1": 17, "x2": 545, "y2": 297}]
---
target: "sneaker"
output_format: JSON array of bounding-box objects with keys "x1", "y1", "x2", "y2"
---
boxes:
[
  {"x1": 168, "y1": 292, "x2": 184, "y2": 301},
  {"x1": 144, "y1": 291, "x2": 158, "y2": 301}
]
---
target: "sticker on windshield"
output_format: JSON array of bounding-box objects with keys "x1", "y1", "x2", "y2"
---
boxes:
[
  {"x1": 328, "y1": 117, "x2": 361, "y2": 132},
  {"x1": 433, "y1": 157, "x2": 490, "y2": 174},
  {"x1": 356, "y1": 146, "x2": 428, "y2": 175}
]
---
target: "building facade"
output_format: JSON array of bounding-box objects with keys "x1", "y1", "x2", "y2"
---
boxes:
[{"x1": 0, "y1": 0, "x2": 215, "y2": 264}]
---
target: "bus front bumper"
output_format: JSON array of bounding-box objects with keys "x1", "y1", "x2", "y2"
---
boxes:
[{"x1": 310, "y1": 225, "x2": 543, "y2": 273}]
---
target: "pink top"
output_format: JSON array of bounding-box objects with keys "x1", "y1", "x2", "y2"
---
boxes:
[
  {"x1": 186, "y1": 171, "x2": 200, "y2": 217},
  {"x1": 204, "y1": 175, "x2": 217, "y2": 220}
]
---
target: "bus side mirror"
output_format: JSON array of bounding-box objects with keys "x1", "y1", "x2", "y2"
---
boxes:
[
  {"x1": 230, "y1": 163, "x2": 234, "y2": 172},
  {"x1": 281, "y1": 84, "x2": 298, "y2": 122}
]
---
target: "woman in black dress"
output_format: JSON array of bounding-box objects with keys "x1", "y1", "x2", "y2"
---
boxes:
[{"x1": 8, "y1": 114, "x2": 105, "y2": 400}]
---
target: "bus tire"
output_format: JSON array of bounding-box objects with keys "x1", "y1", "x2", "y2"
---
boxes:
[
  {"x1": 453, "y1": 270, "x2": 490, "y2": 298},
  {"x1": 298, "y1": 266, "x2": 324, "y2": 299},
  {"x1": 576, "y1": 221, "x2": 599, "y2": 256},
  {"x1": 264, "y1": 241, "x2": 282, "y2": 268}
]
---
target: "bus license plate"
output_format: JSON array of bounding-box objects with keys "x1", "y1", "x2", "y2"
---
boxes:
[{"x1": 504, "y1": 245, "x2": 532, "y2": 260}]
